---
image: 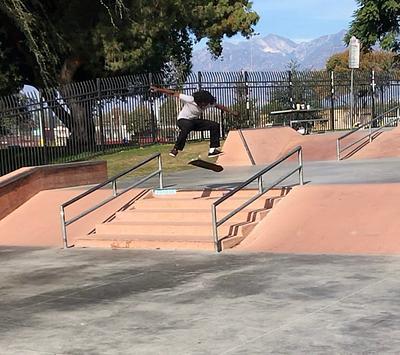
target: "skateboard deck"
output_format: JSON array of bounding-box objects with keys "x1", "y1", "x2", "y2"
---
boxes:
[{"x1": 188, "y1": 158, "x2": 223, "y2": 172}]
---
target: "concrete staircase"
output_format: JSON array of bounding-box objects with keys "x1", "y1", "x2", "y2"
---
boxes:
[{"x1": 74, "y1": 188, "x2": 290, "y2": 251}]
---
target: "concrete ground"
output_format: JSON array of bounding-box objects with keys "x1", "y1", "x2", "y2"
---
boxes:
[
  {"x1": 2, "y1": 246, "x2": 400, "y2": 354},
  {"x1": 136, "y1": 157, "x2": 400, "y2": 190}
]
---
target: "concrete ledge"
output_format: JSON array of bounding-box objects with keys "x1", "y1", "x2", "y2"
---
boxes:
[{"x1": 0, "y1": 161, "x2": 107, "y2": 220}]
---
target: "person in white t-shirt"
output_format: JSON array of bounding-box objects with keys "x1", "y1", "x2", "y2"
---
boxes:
[{"x1": 150, "y1": 86, "x2": 238, "y2": 157}]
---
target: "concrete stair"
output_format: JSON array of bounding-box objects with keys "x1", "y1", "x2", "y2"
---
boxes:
[{"x1": 74, "y1": 188, "x2": 289, "y2": 251}]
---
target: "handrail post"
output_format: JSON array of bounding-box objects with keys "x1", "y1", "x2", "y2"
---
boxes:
[
  {"x1": 298, "y1": 148, "x2": 304, "y2": 185},
  {"x1": 257, "y1": 176, "x2": 263, "y2": 193},
  {"x1": 60, "y1": 206, "x2": 68, "y2": 248},
  {"x1": 158, "y1": 154, "x2": 164, "y2": 189},
  {"x1": 369, "y1": 117, "x2": 373, "y2": 143},
  {"x1": 336, "y1": 139, "x2": 340, "y2": 161},
  {"x1": 211, "y1": 205, "x2": 220, "y2": 252},
  {"x1": 397, "y1": 108, "x2": 400, "y2": 126},
  {"x1": 112, "y1": 180, "x2": 117, "y2": 196}
]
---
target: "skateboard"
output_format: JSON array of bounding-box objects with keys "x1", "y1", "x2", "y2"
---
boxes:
[{"x1": 188, "y1": 158, "x2": 224, "y2": 172}]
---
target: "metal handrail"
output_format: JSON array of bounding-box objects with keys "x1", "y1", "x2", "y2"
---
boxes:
[
  {"x1": 211, "y1": 146, "x2": 304, "y2": 252},
  {"x1": 60, "y1": 153, "x2": 163, "y2": 248},
  {"x1": 336, "y1": 106, "x2": 400, "y2": 160}
]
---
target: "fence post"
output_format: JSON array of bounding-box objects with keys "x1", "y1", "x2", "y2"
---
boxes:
[
  {"x1": 288, "y1": 70, "x2": 294, "y2": 111},
  {"x1": 244, "y1": 70, "x2": 251, "y2": 127},
  {"x1": 371, "y1": 70, "x2": 376, "y2": 126},
  {"x1": 197, "y1": 71, "x2": 202, "y2": 91},
  {"x1": 288, "y1": 70, "x2": 294, "y2": 127},
  {"x1": 350, "y1": 68, "x2": 355, "y2": 128},
  {"x1": 38, "y1": 90, "x2": 48, "y2": 164},
  {"x1": 148, "y1": 73, "x2": 157, "y2": 143},
  {"x1": 367, "y1": 71, "x2": 376, "y2": 142},
  {"x1": 330, "y1": 71, "x2": 335, "y2": 131},
  {"x1": 198, "y1": 71, "x2": 205, "y2": 140},
  {"x1": 220, "y1": 110, "x2": 225, "y2": 138},
  {"x1": 96, "y1": 78, "x2": 105, "y2": 153}
]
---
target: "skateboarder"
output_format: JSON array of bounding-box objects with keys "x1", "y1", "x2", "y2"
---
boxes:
[{"x1": 150, "y1": 86, "x2": 238, "y2": 157}]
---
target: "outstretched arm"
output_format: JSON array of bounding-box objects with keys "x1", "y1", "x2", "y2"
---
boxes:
[
  {"x1": 215, "y1": 103, "x2": 239, "y2": 116},
  {"x1": 150, "y1": 86, "x2": 180, "y2": 97}
]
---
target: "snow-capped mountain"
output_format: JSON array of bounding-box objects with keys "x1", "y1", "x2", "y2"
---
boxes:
[{"x1": 191, "y1": 30, "x2": 347, "y2": 71}]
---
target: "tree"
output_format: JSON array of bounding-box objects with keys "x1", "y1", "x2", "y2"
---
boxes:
[
  {"x1": 326, "y1": 50, "x2": 398, "y2": 109},
  {"x1": 326, "y1": 50, "x2": 397, "y2": 72},
  {"x1": 0, "y1": 0, "x2": 258, "y2": 149},
  {"x1": 158, "y1": 96, "x2": 179, "y2": 128},
  {"x1": 340, "y1": 1, "x2": 400, "y2": 119},
  {"x1": 126, "y1": 104, "x2": 153, "y2": 136},
  {"x1": 325, "y1": 49, "x2": 400, "y2": 127},
  {"x1": 0, "y1": 0, "x2": 259, "y2": 92},
  {"x1": 346, "y1": 0, "x2": 400, "y2": 53},
  {"x1": 0, "y1": 94, "x2": 37, "y2": 138},
  {"x1": 227, "y1": 74, "x2": 259, "y2": 130}
]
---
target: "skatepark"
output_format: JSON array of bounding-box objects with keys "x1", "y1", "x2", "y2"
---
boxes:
[
  {"x1": 2, "y1": 124, "x2": 400, "y2": 353},
  {"x1": 2, "y1": 124, "x2": 400, "y2": 254}
]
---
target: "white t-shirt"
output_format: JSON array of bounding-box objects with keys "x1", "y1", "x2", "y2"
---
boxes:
[{"x1": 177, "y1": 94, "x2": 213, "y2": 120}]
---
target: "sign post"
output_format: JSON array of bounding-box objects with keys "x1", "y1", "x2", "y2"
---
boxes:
[{"x1": 348, "y1": 36, "x2": 360, "y2": 126}]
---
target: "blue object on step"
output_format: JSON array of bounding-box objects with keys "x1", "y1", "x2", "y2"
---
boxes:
[{"x1": 153, "y1": 188, "x2": 177, "y2": 195}]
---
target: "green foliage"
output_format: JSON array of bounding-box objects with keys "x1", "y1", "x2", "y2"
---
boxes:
[
  {"x1": 0, "y1": 95, "x2": 37, "y2": 135},
  {"x1": 126, "y1": 104, "x2": 153, "y2": 135},
  {"x1": 325, "y1": 49, "x2": 398, "y2": 99},
  {"x1": 290, "y1": 67, "x2": 311, "y2": 104},
  {"x1": 346, "y1": 0, "x2": 400, "y2": 52},
  {"x1": 0, "y1": 1, "x2": 63, "y2": 89},
  {"x1": 0, "y1": 0, "x2": 259, "y2": 93},
  {"x1": 90, "y1": 140, "x2": 211, "y2": 177},
  {"x1": 226, "y1": 78, "x2": 259, "y2": 130},
  {"x1": 0, "y1": 45, "x2": 22, "y2": 95},
  {"x1": 159, "y1": 96, "x2": 179, "y2": 127},
  {"x1": 326, "y1": 50, "x2": 397, "y2": 72}
]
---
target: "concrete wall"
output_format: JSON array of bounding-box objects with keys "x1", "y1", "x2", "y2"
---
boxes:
[{"x1": 0, "y1": 161, "x2": 107, "y2": 220}]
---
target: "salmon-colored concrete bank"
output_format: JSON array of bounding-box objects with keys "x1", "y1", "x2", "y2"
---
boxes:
[
  {"x1": 350, "y1": 125, "x2": 400, "y2": 160},
  {"x1": 217, "y1": 127, "x2": 344, "y2": 165},
  {"x1": 218, "y1": 126, "x2": 400, "y2": 165},
  {"x1": 236, "y1": 184, "x2": 400, "y2": 255},
  {"x1": 0, "y1": 187, "x2": 147, "y2": 247}
]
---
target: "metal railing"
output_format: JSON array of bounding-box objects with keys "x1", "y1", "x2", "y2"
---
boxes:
[
  {"x1": 336, "y1": 106, "x2": 400, "y2": 160},
  {"x1": 211, "y1": 146, "x2": 304, "y2": 252},
  {"x1": 60, "y1": 153, "x2": 163, "y2": 248},
  {"x1": 3, "y1": 70, "x2": 400, "y2": 177}
]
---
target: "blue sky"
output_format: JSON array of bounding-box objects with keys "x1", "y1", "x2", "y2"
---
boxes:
[{"x1": 195, "y1": 0, "x2": 358, "y2": 47}]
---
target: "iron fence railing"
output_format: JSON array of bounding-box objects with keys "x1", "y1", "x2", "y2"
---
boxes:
[{"x1": 2, "y1": 70, "x2": 400, "y2": 176}]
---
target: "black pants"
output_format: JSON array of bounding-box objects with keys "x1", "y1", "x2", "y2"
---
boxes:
[{"x1": 175, "y1": 119, "x2": 220, "y2": 150}]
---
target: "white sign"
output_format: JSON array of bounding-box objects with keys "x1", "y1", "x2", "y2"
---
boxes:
[{"x1": 348, "y1": 36, "x2": 360, "y2": 69}]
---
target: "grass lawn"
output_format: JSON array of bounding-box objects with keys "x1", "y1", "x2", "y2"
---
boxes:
[{"x1": 90, "y1": 140, "x2": 221, "y2": 178}]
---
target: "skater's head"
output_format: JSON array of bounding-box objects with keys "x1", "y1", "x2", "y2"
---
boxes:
[{"x1": 193, "y1": 90, "x2": 216, "y2": 108}]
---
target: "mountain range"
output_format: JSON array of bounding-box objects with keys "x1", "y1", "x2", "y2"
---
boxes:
[{"x1": 191, "y1": 30, "x2": 348, "y2": 72}]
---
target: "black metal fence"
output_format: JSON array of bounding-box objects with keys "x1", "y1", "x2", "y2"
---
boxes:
[{"x1": 1, "y1": 70, "x2": 400, "y2": 176}]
